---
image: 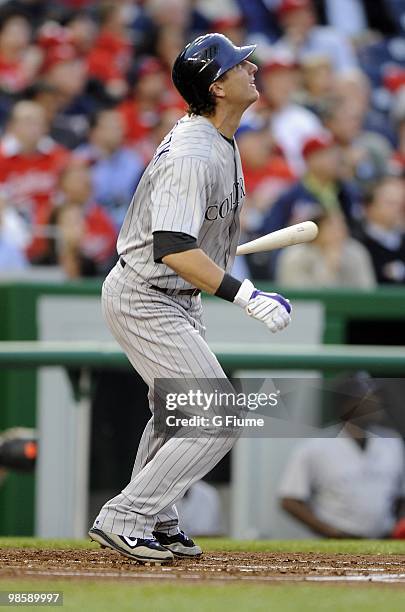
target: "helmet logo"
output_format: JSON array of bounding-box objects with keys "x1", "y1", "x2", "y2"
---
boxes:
[{"x1": 201, "y1": 46, "x2": 218, "y2": 61}]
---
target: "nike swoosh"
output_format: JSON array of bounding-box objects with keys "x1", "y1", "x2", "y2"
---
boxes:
[{"x1": 122, "y1": 536, "x2": 138, "y2": 547}]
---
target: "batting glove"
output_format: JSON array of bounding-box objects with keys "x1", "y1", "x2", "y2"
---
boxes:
[{"x1": 233, "y1": 279, "x2": 291, "y2": 333}]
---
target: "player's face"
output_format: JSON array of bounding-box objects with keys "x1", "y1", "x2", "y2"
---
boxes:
[{"x1": 222, "y1": 60, "x2": 259, "y2": 109}]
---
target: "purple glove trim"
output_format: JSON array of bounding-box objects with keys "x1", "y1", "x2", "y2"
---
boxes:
[{"x1": 250, "y1": 290, "x2": 292, "y2": 314}]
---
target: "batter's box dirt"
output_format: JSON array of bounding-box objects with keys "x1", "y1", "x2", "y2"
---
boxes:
[{"x1": 1, "y1": 549, "x2": 405, "y2": 584}]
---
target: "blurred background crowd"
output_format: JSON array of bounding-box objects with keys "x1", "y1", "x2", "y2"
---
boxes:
[{"x1": 0, "y1": 0, "x2": 404, "y2": 288}]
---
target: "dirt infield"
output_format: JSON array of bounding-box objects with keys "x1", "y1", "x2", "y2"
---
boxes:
[{"x1": 1, "y1": 548, "x2": 405, "y2": 584}]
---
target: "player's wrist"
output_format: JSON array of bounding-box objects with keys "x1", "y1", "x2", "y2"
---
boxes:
[
  {"x1": 215, "y1": 273, "x2": 244, "y2": 303},
  {"x1": 233, "y1": 278, "x2": 256, "y2": 308}
]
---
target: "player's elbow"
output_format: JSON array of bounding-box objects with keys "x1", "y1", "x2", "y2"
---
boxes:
[
  {"x1": 161, "y1": 251, "x2": 189, "y2": 268},
  {"x1": 161, "y1": 252, "x2": 177, "y2": 265},
  {"x1": 280, "y1": 496, "x2": 305, "y2": 515}
]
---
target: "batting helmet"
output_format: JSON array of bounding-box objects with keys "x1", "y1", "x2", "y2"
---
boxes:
[{"x1": 172, "y1": 33, "x2": 256, "y2": 107}]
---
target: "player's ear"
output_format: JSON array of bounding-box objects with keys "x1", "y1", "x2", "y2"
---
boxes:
[{"x1": 209, "y1": 80, "x2": 226, "y2": 100}]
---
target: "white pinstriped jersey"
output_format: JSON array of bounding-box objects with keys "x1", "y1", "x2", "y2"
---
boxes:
[{"x1": 117, "y1": 114, "x2": 245, "y2": 290}]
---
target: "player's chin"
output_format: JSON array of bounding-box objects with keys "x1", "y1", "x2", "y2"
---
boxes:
[{"x1": 247, "y1": 87, "x2": 260, "y2": 105}]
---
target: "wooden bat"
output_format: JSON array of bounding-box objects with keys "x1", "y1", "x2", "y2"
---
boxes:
[{"x1": 236, "y1": 221, "x2": 319, "y2": 255}]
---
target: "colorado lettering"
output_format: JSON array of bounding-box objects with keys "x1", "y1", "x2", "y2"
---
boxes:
[{"x1": 204, "y1": 177, "x2": 245, "y2": 221}]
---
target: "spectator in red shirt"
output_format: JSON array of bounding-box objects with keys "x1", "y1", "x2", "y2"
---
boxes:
[
  {"x1": 0, "y1": 100, "x2": 70, "y2": 262},
  {"x1": 75, "y1": 107, "x2": 145, "y2": 228},
  {"x1": 37, "y1": 11, "x2": 97, "y2": 60},
  {"x1": 235, "y1": 119, "x2": 296, "y2": 279},
  {"x1": 119, "y1": 56, "x2": 184, "y2": 147},
  {"x1": 37, "y1": 43, "x2": 92, "y2": 148},
  {"x1": 237, "y1": 120, "x2": 295, "y2": 227},
  {"x1": 51, "y1": 162, "x2": 117, "y2": 278},
  {"x1": 0, "y1": 7, "x2": 42, "y2": 95},
  {"x1": 63, "y1": 10, "x2": 97, "y2": 57},
  {"x1": 134, "y1": 106, "x2": 184, "y2": 164},
  {"x1": 87, "y1": 1, "x2": 134, "y2": 99}
]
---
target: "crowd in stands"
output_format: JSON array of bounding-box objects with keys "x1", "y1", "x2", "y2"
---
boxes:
[{"x1": 0, "y1": 0, "x2": 404, "y2": 287}]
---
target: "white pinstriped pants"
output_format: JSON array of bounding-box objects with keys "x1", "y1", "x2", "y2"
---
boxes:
[{"x1": 93, "y1": 261, "x2": 236, "y2": 539}]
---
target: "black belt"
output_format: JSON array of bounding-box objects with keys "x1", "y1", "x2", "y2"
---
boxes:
[
  {"x1": 120, "y1": 258, "x2": 201, "y2": 296},
  {"x1": 150, "y1": 284, "x2": 201, "y2": 297}
]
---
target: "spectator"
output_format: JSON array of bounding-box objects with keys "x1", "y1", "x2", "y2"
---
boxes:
[
  {"x1": 297, "y1": 53, "x2": 334, "y2": 114},
  {"x1": 211, "y1": 15, "x2": 247, "y2": 47},
  {"x1": 152, "y1": 23, "x2": 186, "y2": 73},
  {"x1": 236, "y1": 120, "x2": 295, "y2": 229},
  {"x1": 0, "y1": 190, "x2": 28, "y2": 271},
  {"x1": 2, "y1": 1, "x2": 51, "y2": 29},
  {"x1": 87, "y1": 1, "x2": 134, "y2": 99},
  {"x1": 119, "y1": 56, "x2": 184, "y2": 147},
  {"x1": 135, "y1": 106, "x2": 184, "y2": 164},
  {"x1": 30, "y1": 82, "x2": 79, "y2": 150},
  {"x1": 0, "y1": 6, "x2": 42, "y2": 96},
  {"x1": 321, "y1": 96, "x2": 392, "y2": 188},
  {"x1": 273, "y1": 0, "x2": 359, "y2": 74},
  {"x1": 49, "y1": 162, "x2": 117, "y2": 278},
  {"x1": 234, "y1": 117, "x2": 296, "y2": 279},
  {"x1": 333, "y1": 69, "x2": 396, "y2": 145},
  {"x1": 260, "y1": 132, "x2": 359, "y2": 244},
  {"x1": 276, "y1": 209, "x2": 376, "y2": 288},
  {"x1": 314, "y1": 0, "x2": 369, "y2": 37},
  {"x1": 143, "y1": 0, "x2": 192, "y2": 32},
  {"x1": 252, "y1": 52, "x2": 322, "y2": 174},
  {"x1": 75, "y1": 107, "x2": 144, "y2": 228},
  {"x1": 233, "y1": 0, "x2": 281, "y2": 42},
  {"x1": 279, "y1": 375, "x2": 405, "y2": 539},
  {"x1": 314, "y1": 0, "x2": 398, "y2": 38},
  {"x1": 0, "y1": 100, "x2": 70, "y2": 262},
  {"x1": 357, "y1": 176, "x2": 405, "y2": 284},
  {"x1": 391, "y1": 88, "x2": 405, "y2": 171},
  {"x1": 63, "y1": 9, "x2": 98, "y2": 57},
  {"x1": 40, "y1": 43, "x2": 93, "y2": 148},
  {"x1": 132, "y1": 0, "x2": 204, "y2": 55}
]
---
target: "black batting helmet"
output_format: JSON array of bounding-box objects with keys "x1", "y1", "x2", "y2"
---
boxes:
[{"x1": 172, "y1": 33, "x2": 256, "y2": 107}]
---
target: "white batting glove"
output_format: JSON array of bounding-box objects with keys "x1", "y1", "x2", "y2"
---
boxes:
[{"x1": 233, "y1": 279, "x2": 292, "y2": 333}]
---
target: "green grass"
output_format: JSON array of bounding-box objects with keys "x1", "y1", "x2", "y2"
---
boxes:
[
  {"x1": 1, "y1": 536, "x2": 405, "y2": 555},
  {"x1": 1, "y1": 581, "x2": 405, "y2": 612}
]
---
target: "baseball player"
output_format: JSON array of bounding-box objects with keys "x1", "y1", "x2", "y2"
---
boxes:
[{"x1": 89, "y1": 34, "x2": 292, "y2": 564}]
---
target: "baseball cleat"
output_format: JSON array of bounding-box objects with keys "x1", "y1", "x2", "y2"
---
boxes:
[
  {"x1": 88, "y1": 527, "x2": 174, "y2": 565},
  {"x1": 153, "y1": 530, "x2": 202, "y2": 557}
]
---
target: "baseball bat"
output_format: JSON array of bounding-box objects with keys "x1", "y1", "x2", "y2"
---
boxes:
[{"x1": 236, "y1": 221, "x2": 319, "y2": 256}]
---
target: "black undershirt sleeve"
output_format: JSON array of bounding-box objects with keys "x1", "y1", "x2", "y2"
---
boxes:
[{"x1": 153, "y1": 231, "x2": 198, "y2": 263}]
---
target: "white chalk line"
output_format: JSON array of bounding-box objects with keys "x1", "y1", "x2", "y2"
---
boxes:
[{"x1": 6, "y1": 569, "x2": 405, "y2": 584}]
